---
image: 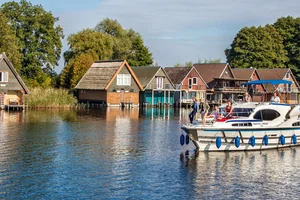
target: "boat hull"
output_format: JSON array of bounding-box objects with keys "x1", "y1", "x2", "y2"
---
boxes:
[{"x1": 181, "y1": 125, "x2": 300, "y2": 152}]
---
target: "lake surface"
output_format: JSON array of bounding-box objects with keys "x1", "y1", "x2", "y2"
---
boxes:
[{"x1": 1, "y1": 108, "x2": 300, "y2": 199}]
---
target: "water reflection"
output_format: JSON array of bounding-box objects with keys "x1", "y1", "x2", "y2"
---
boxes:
[
  {"x1": 1, "y1": 108, "x2": 300, "y2": 199},
  {"x1": 180, "y1": 149, "x2": 300, "y2": 199}
]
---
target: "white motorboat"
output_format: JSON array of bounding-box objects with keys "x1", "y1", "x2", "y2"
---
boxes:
[{"x1": 181, "y1": 103, "x2": 300, "y2": 152}]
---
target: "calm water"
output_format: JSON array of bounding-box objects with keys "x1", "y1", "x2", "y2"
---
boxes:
[{"x1": 1, "y1": 108, "x2": 300, "y2": 199}]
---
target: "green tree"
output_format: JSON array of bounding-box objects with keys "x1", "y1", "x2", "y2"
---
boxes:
[
  {"x1": 225, "y1": 25, "x2": 288, "y2": 68},
  {"x1": 64, "y1": 29, "x2": 113, "y2": 65},
  {"x1": 0, "y1": 12, "x2": 21, "y2": 72},
  {"x1": 95, "y1": 18, "x2": 153, "y2": 66},
  {"x1": 273, "y1": 16, "x2": 300, "y2": 78},
  {"x1": 197, "y1": 58, "x2": 222, "y2": 64},
  {"x1": 61, "y1": 52, "x2": 97, "y2": 88},
  {"x1": 1, "y1": 0, "x2": 64, "y2": 83},
  {"x1": 126, "y1": 29, "x2": 153, "y2": 66}
]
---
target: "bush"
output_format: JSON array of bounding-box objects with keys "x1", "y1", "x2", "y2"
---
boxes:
[{"x1": 25, "y1": 87, "x2": 78, "y2": 108}]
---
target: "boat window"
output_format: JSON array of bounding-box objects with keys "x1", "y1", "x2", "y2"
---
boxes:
[
  {"x1": 292, "y1": 122, "x2": 300, "y2": 126},
  {"x1": 232, "y1": 108, "x2": 254, "y2": 117},
  {"x1": 253, "y1": 109, "x2": 280, "y2": 121},
  {"x1": 232, "y1": 123, "x2": 252, "y2": 127}
]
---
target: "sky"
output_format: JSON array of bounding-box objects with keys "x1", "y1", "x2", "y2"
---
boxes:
[{"x1": 1, "y1": 0, "x2": 300, "y2": 73}]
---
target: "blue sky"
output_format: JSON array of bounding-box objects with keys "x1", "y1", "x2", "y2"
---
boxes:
[{"x1": 2, "y1": 0, "x2": 300, "y2": 72}]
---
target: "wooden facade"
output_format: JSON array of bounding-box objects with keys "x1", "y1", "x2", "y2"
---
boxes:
[
  {"x1": 0, "y1": 53, "x2": 30, "y2": 109},
  {"x1": 132, "y1": 66, "x2": 175, "y2": 106},
  {"x1": 257, "y1": 68, "x2": 300, "y2": 104},
  {"x1": 76, "y1": 60, "x2": 143, "y2": 106}
]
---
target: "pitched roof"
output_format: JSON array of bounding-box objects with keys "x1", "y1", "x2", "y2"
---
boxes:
[
  {"x1": 256, "y1": 68, "x2": 291, "y2": 93},
  {"x1": 193, "y1": 63, "x2": 233, "y2": 87},
  {"x1": 131, "y1": 66, "x2": 161, "y2": 88},
  {"x1": 232, "y1": 68, "x2": 256, "y2": 80},
  {"x1": 75, "y1": 60, "x2": 143, "y2": 90},
  {"x1": 163, "y1": 67, "x2": 191, "y2": 85},
  {"x1": 256, "y1": 68, "x2": 289, "y2": 80},
  {"x1": 0, "y1": 53, "x2": 30, "y2": 94}
]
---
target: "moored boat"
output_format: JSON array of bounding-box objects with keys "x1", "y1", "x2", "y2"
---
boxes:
[{"x1": 181, "y1": 103, "x2": 300, "y2": 152}]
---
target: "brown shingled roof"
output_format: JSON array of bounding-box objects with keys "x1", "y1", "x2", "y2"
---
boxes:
[
  {"x1": 164, "y1": 67, "x2": 191, "y2": 85},
  {"x1": 257, "y1": 68, "x2": 290, "y2": 93},
  {"x1": 232, "y1": 68, "x2": 255, "y2": 80},
  {"x1": 257, "y1": 68, "x2": 289, "y2": 80},
  {"x1": 193, "y1": 63, "x2": 233, "y2": 87}
]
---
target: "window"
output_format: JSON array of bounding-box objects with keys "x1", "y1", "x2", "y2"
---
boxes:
[
  {"x1": 253, "y1": 109, "x2": 280, "y2": 121},
  {"x1": 286, "y1": 72, "x2": 290, "y2": 78},
  {"x1": 117, "y1": 74, "x2": 131, "y2": 86},
  {"x1": 232, "y1": 123, "x2": 252, "y2": 127},
  {"x1": 188, "y1": 78, "x2": 192, "y2": 89},
  {"x1": 287, "y1": 84, "x2": 291, "y2": 92},
  {"x1": 293, "y1": 122, "x2": 300, "y2": 126},
  {"x1": 0, "y1": 72, "x2": 8, "y2": 82},
  {"x1": 192, "y1": 77, "x2": 197, "y2": 85},
  {"x1": 157, "y1": 77, "x2": 163, "y2": 89}
]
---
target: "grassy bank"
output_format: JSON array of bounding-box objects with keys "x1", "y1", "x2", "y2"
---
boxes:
[{"x1": 25, "y1": 88, "x2": 78, "y2": 108}]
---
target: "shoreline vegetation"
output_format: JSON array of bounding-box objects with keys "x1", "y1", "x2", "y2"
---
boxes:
[{"x1": 25, "y1": 88, "x2": 79, "y2": 108}]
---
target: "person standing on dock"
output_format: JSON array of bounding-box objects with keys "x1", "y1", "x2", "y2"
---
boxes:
[{"x1": 189, "y1": 97, "x2": 198, "y2": 125}]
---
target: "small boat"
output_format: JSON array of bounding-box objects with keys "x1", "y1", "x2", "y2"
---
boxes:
[{"x1": 181, "y1": 102, "x2": 300, "y2": 151}]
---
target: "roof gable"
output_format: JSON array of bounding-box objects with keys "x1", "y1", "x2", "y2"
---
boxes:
[
  {"x1": 75, "y1": 60, "x2": 143, "y2": 90},
  {"x1": 164, "y1": 67, "x2": 191, "y2": 85},
  {"x1": 193, "y1": 63, "x2": 232, "y2": 87},
  {"x1": 0, "y1": 53, "x2": 30, "y2": 94},
  {"x1": 131, "y1": 66, "x2": 160, "y2": 88},
  {"x1": 232, "y1": 68, "x2": 256, "y2": 80}
]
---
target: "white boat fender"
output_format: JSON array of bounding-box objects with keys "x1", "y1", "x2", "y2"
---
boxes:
[
  {"x1": 279, "y1": 135, "x2": 285, "y2": 145},
  {"x1": 180, "y1": 134, "x2": 185, "y2": 146},
  {"x1": 292, "y1": 134, "x2": 297, "y2": 144},
  {"x1": 235, "y1": 136, "x2": 240, "y2": 148},
  {"x1": 185, "y1": 135, "x2": 190, "y2": 145},
  {"x1": 216, "y1": 137, "x2": 221, "y2": 149},
  {"x1": 250, "y1": 136, "x2": 255, "y2": 147},
  {"x1": 263, "y1": 135, "x2": 268, "y2": 146}
]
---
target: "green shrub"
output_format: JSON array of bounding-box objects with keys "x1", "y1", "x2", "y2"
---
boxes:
[{"x1": 25, "y1": 87, "x2": 78, "y2": 108}]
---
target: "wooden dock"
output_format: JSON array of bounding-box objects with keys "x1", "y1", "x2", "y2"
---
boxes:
[{"x1": 4, "y1": 105, "x2": 25, "y2": 111}]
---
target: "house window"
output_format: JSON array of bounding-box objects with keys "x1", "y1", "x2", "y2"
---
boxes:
[
  {"x1": 117, "y1": 74, "x2": 131, "y2": 86},
  {"x1": 286, "y1": 72, "x2": 290, "y2": 78},
  {"x1": 0, "y1": 72, "x2": 8, "y2": 82},
  {"x1": 157, "y1": 77, "x2": 163, "y2": 89},
  {"x1": 287, "y1": 84, "x2": 291, "y2": 92},
  {"x1": 192, "y1": 77, "x2": 197, "y2": 85},
  {"x1": 188, "y1": 78, "x2": 192, "y2": 89}
]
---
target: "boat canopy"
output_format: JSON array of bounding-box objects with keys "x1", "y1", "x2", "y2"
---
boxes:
[{"x1": 241, "y1": 79, "x2": 292, "y2": 86}]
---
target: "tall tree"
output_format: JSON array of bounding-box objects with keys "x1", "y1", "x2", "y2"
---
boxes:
[
  {"x1": 197, "y1": 58, "x2": 222, "y2": 64},
  {"x1": 225, "y1": 25, "x2": 288, "y2": 69},
  {"x1": 63, "y1": 29, "x2": 113, "y2": 65},
  {"x1": 0, "y1": 0, "x2": 64, "y2": 82},
  {"x1": 0, "y1": 12, "x2": 21, "y2": 72},
  {"x1": 95, "y1": 18, "x2": 153, "y2": 66},
  {"x1": 61, "y1": 52, "x2": 97, "y2": 88},
  {"x1": 126, "y1": 29, "x2": 153, "y2": 66},
  {"x1": 273, "y1": 16, "x2": 300, "y2": 78}
]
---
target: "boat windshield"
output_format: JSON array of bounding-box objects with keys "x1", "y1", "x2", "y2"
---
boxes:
[{"x1": 220, "y1": 107, "x2": 254, "y2": 117}]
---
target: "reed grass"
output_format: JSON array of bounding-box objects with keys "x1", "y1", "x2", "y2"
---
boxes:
[{"x1": 25, "y1": 88, "x2": 78, "y2": 108}]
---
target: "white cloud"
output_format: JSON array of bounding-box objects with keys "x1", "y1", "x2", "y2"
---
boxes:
[{"x1": 40, "y1": 0, "x2": 300, "y2": 71}]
